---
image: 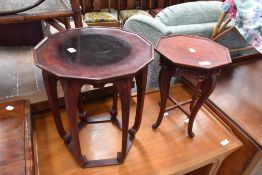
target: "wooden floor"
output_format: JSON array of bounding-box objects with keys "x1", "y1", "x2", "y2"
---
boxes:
[{"x1": 33, "y1": 85, "x2": 241, "y2": 175}]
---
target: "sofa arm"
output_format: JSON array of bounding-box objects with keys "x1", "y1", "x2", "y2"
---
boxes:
[
  {"x1": 124, "y1": 15, "x2": 171, "y2": 46},
  {"x1": 156, "y1": 1, "x2": 223, "y2": 26},
  {"x1": 124, "y1": 15, "x2": 174, "y2": 89}
]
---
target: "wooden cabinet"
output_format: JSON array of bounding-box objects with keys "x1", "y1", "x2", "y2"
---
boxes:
[
  {"x1": 0, "y1": 22, "x2": 44, "y2": 46},
  {"x1": 208, "y1": 59, "x2": 262, "y2": 175},
  {"x1": 183, "y1": 58, "x2": 262, "y2": 174},
  {"x1": 0, "y1": 100, "x2": 38, "y2": 175}
]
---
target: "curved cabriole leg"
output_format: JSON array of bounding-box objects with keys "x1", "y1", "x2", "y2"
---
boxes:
[
  {"x1": 114, "y1": 78, "x2": 132, "y2": 163},
  {"x1": 60, "y1": 79, "x2": 86, "y2": 167},
  {"x1": 129, "y1": 66, "x2": 148, "y2": 137},
  {"x1": 190, "y1": 80, "x2": 201, "y2": 112},
  {"x1": 152, "y1": 66, "x2": 173, "y2": 129},
  {"x1": 188, "y1": 74, "x2": 218, "y2": 138},
  {"x1": 42, "y1": 70, "x2": 70, "y2": 143}
]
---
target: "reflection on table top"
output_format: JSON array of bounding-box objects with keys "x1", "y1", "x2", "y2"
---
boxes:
[
  {"x1": 34, "y1": 27, "x2": 153, "y2": 81},
  {"x1": 156, "y1": 35, "x2": 231, "y2": 70}
]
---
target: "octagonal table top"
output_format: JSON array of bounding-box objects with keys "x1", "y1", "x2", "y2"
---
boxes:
[
  {"x1": 156, "y1": 35, "x2": 231, "y2": 70},
  {"x1": 34, "y1": 27, "x2": 153, "y2": 81}
]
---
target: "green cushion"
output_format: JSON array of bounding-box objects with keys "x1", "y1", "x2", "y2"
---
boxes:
[
  {"x1": 120, "y1": 10, "x2": 150, "y2": 21},
  {"x1": 84, "y1": 12, "x2": 117, "y2": 23}
]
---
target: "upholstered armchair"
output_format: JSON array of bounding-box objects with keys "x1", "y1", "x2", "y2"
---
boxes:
[{"x1": 124, "y1": 1, "x2": 257, "y2": 89}]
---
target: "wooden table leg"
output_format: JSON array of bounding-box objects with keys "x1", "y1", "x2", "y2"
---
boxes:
[
  {"x1": 78, "y1": 93, "x2": 87, "y2": 120},
  {"x1": 152, "y1": 66, "x2": 173, "y2": 129},
  {"x1": 109, "y1": 86, "x2": 122, "y2": 128},
  {"x1": 63, "y1": 17, "x2": 71, "y2": 29},
  {"x1": 70, "y1": 0, "x2": 83, "y2": 28},
  {"x1": 42, "y1": 71, "x2": 70, "y2": 143},
  {"x1": 60, "y1": 78, "x2": 86, "y2": 167},
  {"x1": 129, "y1": 66, "x2": 148, "y2": 137},
  {"x1": 188, "y1": 73, "x2": 218, "y2": 138},
  {"x1": 114, "y1": 78, "x2": 133, "y2": 162},
  {"x1": 46, "y1": 75, "x2": 142, "y2": 167},
  {"x1": 190, "y1": 80, "x2": 201, "y2": 112},
  {"x1": 110, "y1": 86, "x2": 118, "y2": 118}
]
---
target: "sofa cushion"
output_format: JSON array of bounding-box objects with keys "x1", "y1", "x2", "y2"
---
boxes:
[{"x1": 156, "y1": 1, "x2": 223, "y2": 26}]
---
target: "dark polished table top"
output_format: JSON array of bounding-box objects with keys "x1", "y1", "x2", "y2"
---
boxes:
[
  {"x1": 156, "y1": 35, "x2": 231, "y2": 70},
  {"x1": 0, "y1": 0, "x2": 73, "y2": 23},
  {"x1": 34, "y1": 27, "x2": 153, "y2": 81}
]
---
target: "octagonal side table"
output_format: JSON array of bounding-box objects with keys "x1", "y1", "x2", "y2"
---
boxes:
[
  {"x1": 33, "y1": 27, "x2": 153, "y2": 167},
  {"x1": 152, "y1": 35, "x2": 231, "y2": 138}
]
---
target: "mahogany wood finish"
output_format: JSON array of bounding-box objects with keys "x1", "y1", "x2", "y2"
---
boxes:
[
  {"x1": 149, "y1": 0, "x2": 188, "y2": 16},
  {"x1": 33, "y1": 86, "x2": 242, "y2": 175},
  {"x1": 117, "y1": 0, "x2": 136, "y2": 12},
  {"x1": 153, "y1": 35, "x2": 231, "y2": 138},
  {"x1": 0, "y1": 100, "x2": 37, "y2": 175},
  {"x1": 82, "y1": 0, "x2": 118, "y2": 12},
  {"x1": 149, "y1": 0, "x2": 173, "y2": 16},
  {"x1": 81, "y1": 0, "x2": 107, "y2": 16},
  {"x1": 93, "y1": 0, "x2": 102, "y2": 11},
  {"x1": 33, "y1": 27, "x2": 153, "y2": 167},
  {"x1": 0, "y1": 21, "x2": 44, "y2": 46}
]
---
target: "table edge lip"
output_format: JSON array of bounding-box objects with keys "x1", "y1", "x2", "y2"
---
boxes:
[
  {"x1": 155, "y1": 34, "x2": 232, "y2": 70},
  {"x1": 34, "y1": 59, "x2": 153, "y2": 82},
  {"x1": 155, "y1": 49, "x2": 232, "y2": 71},
  {"x1": 33, "y1": 27, "x2": 154, "y2": 80}
]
